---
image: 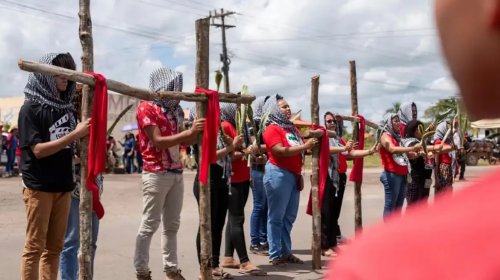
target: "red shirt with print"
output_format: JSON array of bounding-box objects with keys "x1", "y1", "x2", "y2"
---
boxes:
[
  {"x1": 379, "y1": 134, "x2": 409, "y2": 175},
  {"x1": 136, "y1": 101, "x2": 183, "y2": 172},
  {"x1": 434, "y1": 139, "x2": 452, "y2": 164},
  {"x1": 263, "y1": 124, "x2": 303, "y2": 175},
  {"x1": 338, "y1": 137, "x2": 348, "y2": 174},
  {"x1": 222, "y1": 121, "x2": 250, "y2": 183}
]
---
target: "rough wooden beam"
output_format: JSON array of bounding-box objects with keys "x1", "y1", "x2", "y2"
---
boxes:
[
  {"x1": 350, "y1": 60, "x2": 363, "y2": 232},
  {"x1": 18, "y1": 59, "x2": 255, "y2": 104},
  {"x1": 310, "y1": 75, "x2": 322, "y2": 269},
  {"x1": 78, "y1": 0, "x2": 93, "y2": 279},
  {"x1": 195, "y1": 17, "x2": 213, "y2": 280},
  {"x1": 302, "y1": 129, "x2": 324, "y2": 139}
]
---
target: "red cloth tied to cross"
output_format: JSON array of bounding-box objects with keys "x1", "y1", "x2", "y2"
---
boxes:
[
  {"x1": 349, "y1": 114, "x2": 366, "y2": 183},
  {"x1": 306, "y1": 125, "x2": 330, "y2": 216},
  {"x1": 84, "y1": 72, "x2": 107, "y2": 219},
  {"x1": 194, "y1": 88, "x2": 220, "y2": 185}
]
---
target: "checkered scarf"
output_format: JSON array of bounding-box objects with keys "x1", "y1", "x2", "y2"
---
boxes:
[
  {"x1": 398, "y1": 102, "x2": 416, "y2": 125},
  {"x1": 220, "y1": 103, "x2": 237, "y2": 126},
  {"x1": 24, "y1": 53, "x2": 76, "y2": 112},
  {"x1": 150, "y1": 67, "x2": 184, "y2": 131},
  {"x1": 381, "y1": 113, "x2": 402, "y2": 143},
  {"x1": 263, "y1": 94, "x2": 302, "y2": 141},
  {"x1": 252, "y1": 95, "x2": 270, "y2": 122},
  {"x1": 23, "y1": 53, "x2": 77, "y2": 149},
  {"x1": 433, "y1": 120, "x2": 452, "y2": 144}
]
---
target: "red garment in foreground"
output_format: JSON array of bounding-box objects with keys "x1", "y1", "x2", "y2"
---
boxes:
[
  {"x1": 85, "y1": 72, "x2": 107, "y2": 219},
  {"x1": 349, "y1": 115, "x2": 365, "y2": 183},
  {"x1": 306, "y1": 125, "x2": 330, "y2": 216},
  {"x1": 194, "y1": 88, "x2": 220, "y2": 185},
  {"x1": 325, "y1": 169, "x2": 500, "y2": 280}
]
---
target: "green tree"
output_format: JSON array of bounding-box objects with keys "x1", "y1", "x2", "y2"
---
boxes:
[
  {"x1": 385, "y1": 102, "x2": 401, "y2": 114},
  {"x1": 423, "y1": 97, "x2": 457, "y2": 120}
]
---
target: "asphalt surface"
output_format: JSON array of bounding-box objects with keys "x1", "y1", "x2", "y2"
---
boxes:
[{"x1": 0, "y1": 166, "x2": 495, "y2": 280}]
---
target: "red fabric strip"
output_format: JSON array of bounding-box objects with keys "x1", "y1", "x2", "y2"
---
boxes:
[
  {"x1": 307, "y1": 125, "x2": 330, "y2": 216},
  {"x1": 84, "y1": 72, "x2": 106, "y2": 219},
  {"x1": 194, "y1": 88, "x2": 220, "y2": 185},
  {"x1": 349, "y1": 114, "x2": 366, "y2": 183}
]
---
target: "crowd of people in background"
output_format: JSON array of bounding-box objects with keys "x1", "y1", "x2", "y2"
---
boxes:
[
  {"x1": 6, "y1": 55, "x2": 489, "y2": 280},
  {"x1": 9, "y1": 0, "x2": 500, "y2": 279}
]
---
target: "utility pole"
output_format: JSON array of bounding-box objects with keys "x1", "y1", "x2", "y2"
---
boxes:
[{"x1": 210, "y1": 9, "x2": 235, "y2": 93}]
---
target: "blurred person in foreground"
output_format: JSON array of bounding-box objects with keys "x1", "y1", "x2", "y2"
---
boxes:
[{"x1": 326, "y1": 0, "x2": 500, "y2": 279}]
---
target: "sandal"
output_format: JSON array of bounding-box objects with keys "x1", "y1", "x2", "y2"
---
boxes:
[
  {"x1": 322, "y1": 248, "x2": 338, "y2": 257},
  {"x1": 221, "y1": 257, "x2": 240, "y2": 269},
  {"x1": 284, "y1": 254, "x2": 304, "y2": 264},
  {"x1": 212, "y1": 267, "x2": 233, "y2": 279},
  {"x1": 239, "y1": 267, "x2": 267, "y2": 276},
  {"x1": 270, "y1": 258, "x2": 287, "y2": 266}
]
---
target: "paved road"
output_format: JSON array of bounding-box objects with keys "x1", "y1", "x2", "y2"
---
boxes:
[{"x1": 0, "y1": 166, "x2": 495, "y2": 279}]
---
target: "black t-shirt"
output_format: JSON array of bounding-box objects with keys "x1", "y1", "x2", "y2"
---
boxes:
[
  {"x1": 408, "y1": 141, "x2": 433, "y2": 182},
  {"x1": 18, "y1": 101, "x2": 75, "y2": 192}
]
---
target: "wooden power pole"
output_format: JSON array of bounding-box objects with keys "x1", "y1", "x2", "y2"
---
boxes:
[
  {"x1": 349, "y1": 60, "x2": 363, "y2": 232},
  {"x1": 210, "y1": 9, "x2": 235, "y2": 93}
]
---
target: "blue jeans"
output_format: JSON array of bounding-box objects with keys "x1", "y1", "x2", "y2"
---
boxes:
[
  {"x1": 380, "y1": 170, "x2": 407, "y2": 218},
  {"x1": 5, "y1": 148, "x2": 15, "y2": 174},
  {"x1": 250, "y1": 169, "x2": 268, "y2": 246},
  {"x1": 60, "y1": 197, "x2": 99, "y2": 280},
  {"x1": 264, "y1": 163, "x2": 300, "y2": 260}
]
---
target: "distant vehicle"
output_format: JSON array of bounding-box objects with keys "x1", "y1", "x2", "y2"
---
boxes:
[{"x1": 466, "y1": 137, "x2": 499, "y2": 166}]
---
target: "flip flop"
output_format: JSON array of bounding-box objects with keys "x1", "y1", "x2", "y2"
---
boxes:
[
  {"x1": 212, "y1": 268, "x2": 233, "y2": 279},
  {"x1": 239, "y1": 268, "x2": 267, "y2": 276}
]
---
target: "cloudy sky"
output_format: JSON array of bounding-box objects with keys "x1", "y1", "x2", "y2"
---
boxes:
[{"x1": 0, "y1": 0, "x2": 458, "y2": 124}]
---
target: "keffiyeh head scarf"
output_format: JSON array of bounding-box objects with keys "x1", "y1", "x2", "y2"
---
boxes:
[
  {"x1": 381, "y1": 113, "x2": 402, "y2": 143},
  {"x1": 219, "y1": 103, "x2": 237, "y2": 126},
  {"x1": 150, "y1": 67, "x2": 184, "y2": 131},
  {"x1": 24, "y1": 53, "x2": 77, "y2": 111},
  {"x1": 263, "y1": 94, "x2": 302, "y2": 140},
  {"x1": 252, "y1": 95, "x2": 270, "y2": 122},
  {"x1": 433, "y1": 120, "x2": 452, "y2": 144},
  {"x1": 398, "y1": 102, "x2": 417, "y2": 125}
]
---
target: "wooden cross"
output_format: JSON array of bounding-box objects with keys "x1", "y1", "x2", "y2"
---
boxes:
[
  {"x1": 308, "y1": 72, "x2": 379, "y2": 269},
  {"x1": 17, "y1": 2, "x2": 253, "y2": 279}
]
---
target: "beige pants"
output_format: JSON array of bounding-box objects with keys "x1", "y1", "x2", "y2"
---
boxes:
[
  {"x1": 21, "y1": 188, "x2": 71, "y2": 280},
  {"x1": 134, "y1": 171, "x2": 184, "y2": 273}
]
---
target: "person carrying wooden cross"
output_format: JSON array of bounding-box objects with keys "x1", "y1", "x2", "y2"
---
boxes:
[
  {"x1": 18, "y1": 52, "x2": 91, "y2": 280},
  {"x1": 326, "y1": 0, "x2": 500, "y2": 278},
  {"x1": 133, "y1": 67, "x2": 205, "y2": 280}
]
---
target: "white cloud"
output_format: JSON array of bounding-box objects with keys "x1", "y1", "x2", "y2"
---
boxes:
[{"x1": 0, "y1": 0, "x2": 458, "y2": 124}]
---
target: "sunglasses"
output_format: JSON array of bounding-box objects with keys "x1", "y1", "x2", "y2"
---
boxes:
[{"x1": 326, "y1": 120, "x2": 335, "y2": 124}]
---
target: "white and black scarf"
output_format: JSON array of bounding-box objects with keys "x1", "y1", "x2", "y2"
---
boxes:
[
  {"x1": 149, "y1": 67, "x2": 184, "y2": 131},
  {"x1": 262, "y1": 94, "x2": 302, "y2": 142}
]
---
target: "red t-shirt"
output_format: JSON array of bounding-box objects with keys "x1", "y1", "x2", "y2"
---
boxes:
[
  {"x1": 263, "y1": 124, "x2": 303, "y2": 175},
  {"x1": 221, "y1": 121, "x2": 250, "y2": 183},
  {"x1": 338, "y1": 137, "x2": 348, "y2": 174},
  {"x1": 136, "y1": 101, "x2": 183, "y2": 172},
  {"x1": 326, "y1": 169, "x2": 500, "y2": 280},
  {"x1": 435, "y1": 139, "x2": 453, "y2": 164},
  {"x1": 379, "y1": 134, "x2": 409, "y2": 175}
]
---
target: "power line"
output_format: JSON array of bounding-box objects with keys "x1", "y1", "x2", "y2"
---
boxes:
[{"x1": 0, "y1": 0, "x2": 192, "y2": 44}]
